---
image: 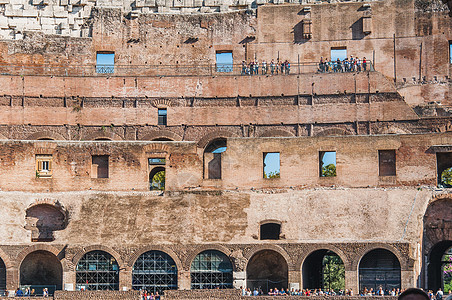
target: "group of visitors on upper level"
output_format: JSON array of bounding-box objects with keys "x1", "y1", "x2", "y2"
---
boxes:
[
  {"x1": 318, "y1": 56, "x2": 369, "y2": 73},
  {"x1": 140, "y1": 290, "x2": 161, "y2": 300},
  {"x1": 241, "y1": 60, "x2": 291, "y2": 76}
]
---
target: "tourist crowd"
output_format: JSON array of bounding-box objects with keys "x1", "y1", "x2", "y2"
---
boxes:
[
  {"x1": 140, "y1": 290, "x2": 161, "y2": 300},
  {"x1": 318, "y1": 56, "x2": 369, "y2": 73},
  {"x1": 241, "y1": 60, "x2": 291, "y2": 75}
]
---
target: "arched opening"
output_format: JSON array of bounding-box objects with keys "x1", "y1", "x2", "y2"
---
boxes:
[
  {"x1": 132, "y1": 250, "x2": 177, "y2": 293},
  {"x1": 37, "y1": 138, "x2": 55, "y2": 141},
  {"x1": 25, "y1": 204, "x2": 67, "y2": 242},
  {"x1": 204, "y1": 138, "x2": 227, "y2": 179},
  {"x1": 190, "y1": 250, "x2": 233, "y2": 289},
  {"x1": 20, "y1": 250, "x2": 62, "y2": 295},
  {"x1": 76, "y1": 250, "x2": 119, "y2": 291},
  {"x1": 437, "y1": 153, "x2": 452, "y2": 187},
  {"x1": 152, "y1": 138, "x2": 173, "y2": 141},
  {"x1": 260, "y1": 223, "x2": 281, "y2": 240},
  {"x1": 424, "y1": 199, "x2": 452, "y2": 291},
  {"x1": 427, "y1": 241, "x2": 452, "y2": 292},
  {"x1": 302, "y1": 250, "x2": 345, "y2": 291},
  {"x1": 94, "y1": 138, "x2": 112, "y2": 141},
  {"x1": 359, "y1": 249, "x2": 401, "y2": 293},
  {"x1": 0, "y1": 258, "x2": 6, "y2": 294},
  {"x1": 149, "y1": 167, "x2": 165, "y2": 191},
  {"x1": 246, "y1": 250, "x2": 288, "y2": 294}
]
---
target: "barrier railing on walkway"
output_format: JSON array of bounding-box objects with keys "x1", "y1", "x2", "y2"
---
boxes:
[{"x1": 0, "y1": 61, "x2": 374, "y2": 77}]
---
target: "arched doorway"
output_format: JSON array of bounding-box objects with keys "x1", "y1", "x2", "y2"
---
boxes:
[
  {"x1": 204, "y1": 138, "x2": 227, "y2": 179},
  {"x1": 76, "y1": 250, "x2": 119, "y2": 291},
  {"x1": 190, "y1": 250, "x2": 233, "y2": 289},
  {"x1": 0, "y1": 257, "x2": 6, "y2": 293},
  {"x1": 359, "y1": 249, "x2": 401, "y2": 293},
  {"x1": 246, "y1": 250, "x2": 288, "y2": 294},
  {"x1": 20, "y1": 250, "x2": 62, "y2": 295},
  {"x1": 132, "y1": 250, "x2": 177, "y2": 293},
  {"x1": 149, "y1": 167, "x2": 165, "y2": 191},
  {"x1": 302, "y1": 250, "x2": 345, "y2": 291},
  {"x1": 424, "y1": 199, "x2": 452, "y2": 291}
]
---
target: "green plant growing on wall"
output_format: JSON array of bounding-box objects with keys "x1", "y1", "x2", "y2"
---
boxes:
[
  {"x1": 323, "y1": 253, "x2": 345, "y2": 291},
  {"x1": 321, "y1": 164, "x2": 337, "y2": 177},
  {"x1": 264, "y1": 171, "x2": 280, "y2": 179}
]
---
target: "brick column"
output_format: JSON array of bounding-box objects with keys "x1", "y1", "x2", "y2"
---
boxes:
[
  {"x1": 62, "y1": 269, "x2": 76, "y2": 291},
  {"x1": 178, "y1": 270, "x2": 191, "y2": 290},
  {"x1": 233, "y1": 271, "x2": 246, "y2": 289},
  {"x1": 288, "y1": 270, "x2": 300, "y2": 291},
  {"x1": 6, "y1": 267, "x2": 18, "y2": 294},
  {"x1": 119, "y1": 267, "x2": 132, "y2": 291},
  {"x1": 401, "y1": 270, "x2": 415, "y2": 290},
  {"x1": 345, "y1": 270, "x2": 359, "y2": 293}
]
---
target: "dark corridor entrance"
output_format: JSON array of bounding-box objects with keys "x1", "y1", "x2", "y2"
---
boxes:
[
  {"x1": 246, "y1": 250, "x2": 288, "y2": 293},
  {"x1": 302, "y1": 250, "x2": 345, "y2": 291}
]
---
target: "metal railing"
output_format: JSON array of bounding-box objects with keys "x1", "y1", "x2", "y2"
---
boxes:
[{"x1": 0, "y1": 61, "x2": 374, "y2": 77}]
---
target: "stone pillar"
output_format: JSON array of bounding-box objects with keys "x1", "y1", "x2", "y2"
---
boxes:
[
  {"x1": 178, "y1": 270, "x2": 191, "y2": 290},
  {"x1": 119, "y1": 267, "x2": 132, "y2": 291},
  {"x1": 233, "y1": 271, "x2": 246, "y2": 289},
  {"x1": 6, "y1": 267, "x2": 18, "y2": 295},
  {"x1": 288, "y1": 270, "x2": 300, "y2": 291},
  {"x1": 401, "y1": 270, "x2": 415, "y2": 290},
  {"x1": 62, "y1": 269, "x2": 76, "y2": 291},
  {"x1": 345, "y1": 270, "x2": 359, "y2": 292}
]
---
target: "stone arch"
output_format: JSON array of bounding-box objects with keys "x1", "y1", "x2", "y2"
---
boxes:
[
  {"x1": 0, "y1": 249, "x2": 12, "y2": 271},
  {"x1": 246, "y1": 249, "x2": 289, "y2": 293},
  {"x1": 26, "y1": 131, "x2": 66, "y2": 141},
  {"x1": 185, "y1": 245, "x2": 232, "y2": 271},
  {"x1": 128, "y1": 246, "x2": 182, "y2": 271},
  {"x1": 297, "y1": 245, "x2": 350, "y2": 272},
  {"x1": 243, "y1": 245, "x2": 292, "y2": 270},
  {"x1": 300, "y1": 247, "x2": 347, "y2": 290},
  {"x1": 258, "y1": 129, "x2": 294, "y2": 138},
  {"x1": 352, "y1": 244, "x2": 406, "y2": 271},
  {"x1": 72, "y1": 245, "x2": 124, "y2": 270},
  {"x1": 16, "y1": 245, "x2": 65, "y2": 270},
  {"x1": 19, "y1": 250, "x2": 63, "y2": 291},
  {"x1": 197, "y1": 130, "x2": 239, "y2": 149},
  {"x1": 83, "y1": 130, "x2": 123, "y2": 141},
  {"x1": 315, "y1": 128, "x2": 352, "y2": 137},
  {"x1": 142, "y1": 130, "x2": 182, "y2": 141}
]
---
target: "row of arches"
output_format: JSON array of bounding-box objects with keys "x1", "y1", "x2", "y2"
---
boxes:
[{"x1": 0, "y1": 247, "x2": 404, "y2": 294}]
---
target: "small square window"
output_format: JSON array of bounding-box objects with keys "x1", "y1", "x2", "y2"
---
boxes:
[
  {"x1": 216, "y1": 51, "x2": 233, "y2": 73},
  {"x1": 379, "y1": 150, "x2": 396, "y2": 176},
  {"x1": 158, "y1": 108, "x2": 167, "y2": 126},
  {"x1": 449, "y1": 41, "x2": 452, "y2": 64},
  {"x1": 437, "y1": 152, "x2": 452, "y2": 187},
  {"x1": 319, "y1": 151, "x2": 336, "y2": 177},
  {"x1": 92, "y1": 155, "x2": 109, "y2": 178},
  {"x1": 263, "y1": 152, "x2": 280, "y2": 179},
  {"x1": 96, "y1": 52, "x2": 114, "y2": 74},
  {"x1": 36, "y1": 155, "x2": 53, "y2": 178}
]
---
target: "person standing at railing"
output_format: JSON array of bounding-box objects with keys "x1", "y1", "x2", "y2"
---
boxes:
[
  {"x1": 363, "y1": 57, "x2": 367, "y2": 71},
  {"x1": 262, "y1": 60, "x2": 267, "y2": 74},
  {"x1": 255, "y1": 60, "x2": 259, "y2": 75},
  {"x1": 241, "y1": 61, "x2": 246, "y2": 75},
  {"x1": 319, "y1": 57, "x2": 324, "y2": 73},
  {"x1": 285, "y1": 60, "x2": 290, "y2": 74},
  {"x1": 270, "y1": 60, "x2": 275, "y2": 75}
]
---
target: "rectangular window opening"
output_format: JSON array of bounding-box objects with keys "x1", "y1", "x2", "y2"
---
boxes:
[
  {"x1": 96, "y1": 52, "x2": 115, "y2": 74},
  {"x1": 449, "y1": 41, "x2": 452, "y2": 64},
  {"x1": 92, "y1": 155, "x2": 109, "y2": 178},
  {"x1": 379, "y1": 150, "x2": 396, "y2": 176},
  {"x1": 158, "y1": 108, "x2": 167, "y2": 126},
  {"x1": 319, "y1": 151, "x2": 336, "y2": 177},
  {"x1": 437, "y1": 152, "x2": 452, "y2": 187},
  {"x1": 216, "y1": 51, "x2": 233, "y2": 73},
  {"x1": 36, "y1": 155, "x2": 53, "y2": 178},
  {"x1": 148, "y1": 158, "x2": 166, "y2": 165},
  {"x1": 263, "y1": 152, "x2": 280, "y2": 179},
  {"x1": 331, "y1": 47, "x2": 347, "y2": 61}
]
